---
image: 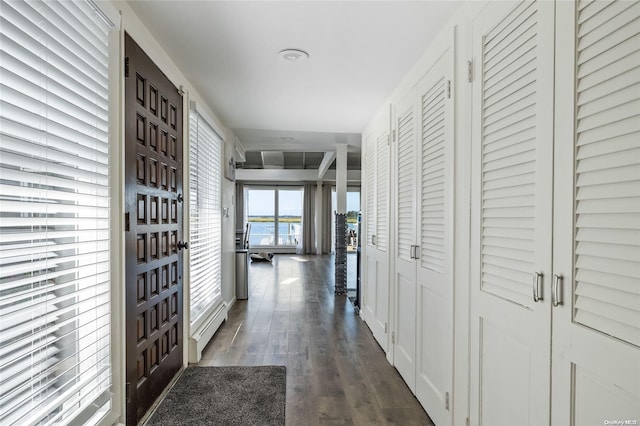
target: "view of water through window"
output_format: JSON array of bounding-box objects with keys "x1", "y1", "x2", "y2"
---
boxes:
[{"x1": 246, "y1": 188, "x2": 302, "y2": 247}]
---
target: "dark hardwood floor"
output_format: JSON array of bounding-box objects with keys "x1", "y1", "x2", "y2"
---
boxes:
[{"x1": 198, "y1": 254, "x2": 434, "y2": 425}]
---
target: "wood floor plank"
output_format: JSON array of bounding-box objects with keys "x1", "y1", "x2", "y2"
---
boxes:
[{"x1": 198, "y1": 254, "x2": 433, "y2": 425}]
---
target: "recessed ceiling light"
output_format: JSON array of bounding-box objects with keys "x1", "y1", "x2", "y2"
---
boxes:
[
  {"x1": 280, "y1": 137, "x2": 295, "y2": 142},
  {"x1": 278, "y1": 49, "x2": 309, "y2": 62}
]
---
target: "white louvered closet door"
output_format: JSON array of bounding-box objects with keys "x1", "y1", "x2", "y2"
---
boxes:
[
  {"x1": 469, "y1": 2, "x2": 555, "y2": 426},
  {"x1": 552, "y1": 2, "x2": 640, "y2": 424},
  {"x1": 363, "y1": 114, "x2": 391, "y2": 352},
  {"x1": 393, "y1": 87, "x2": 418, "y2": 392},
  {"x1": 415, "y1": 42, "x2": 454, "y2": 426}
]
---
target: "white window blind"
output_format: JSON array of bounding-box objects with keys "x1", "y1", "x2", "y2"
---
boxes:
[
  {"x1": 0, "y1": 0, "x2": 114, "y2": 424},
  {"x1": 188, "y1": 109, "x2": 222, "y2": 325}
]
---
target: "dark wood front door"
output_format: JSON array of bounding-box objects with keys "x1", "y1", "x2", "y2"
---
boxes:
[{"x1": 124, "y1": 33, "x2": 184, "y2": 425}]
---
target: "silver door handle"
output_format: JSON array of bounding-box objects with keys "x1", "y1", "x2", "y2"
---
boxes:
[
  {"x1": 533, "y1": 272, "x2": 543, "y2": 302},
  {"x1": 553, "y1": 274, "x2": 563, "y2": 307},
  {"x1": 410, "y1": 245, "x2": 415, "y2": 259}
]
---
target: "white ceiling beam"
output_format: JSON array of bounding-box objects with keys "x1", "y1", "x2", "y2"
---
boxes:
[
  {"x1": 318, "y1": 151, "x2": 336, "y2": 179},
  {"x1": 235, "y1": 168, "x2": 361, "y2": 183}
]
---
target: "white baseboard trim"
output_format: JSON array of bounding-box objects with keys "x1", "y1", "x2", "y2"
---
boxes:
[{"x1": 188, "y1": 302, "x2": 228, "y2": 363}]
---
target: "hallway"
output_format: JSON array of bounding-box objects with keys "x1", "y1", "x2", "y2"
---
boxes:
[{"x1": 199, "y1": 255, "x2": 433, "y2": 425}]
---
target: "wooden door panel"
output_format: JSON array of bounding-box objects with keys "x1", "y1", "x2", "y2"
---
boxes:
[{"x1": 125, "y1": 33, "x2": 183, "y2": 425}]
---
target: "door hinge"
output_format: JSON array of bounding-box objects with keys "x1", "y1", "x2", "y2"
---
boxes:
[
  {"x1": 392, "y1": 129, "x2": 396, "y2": 143},
  {"x1": 445, "y1": 391, "x2": 450, "y2": 410},
  {"x1": 467, "y1": 60, "x2": 473, "y2": 83},
  {"x1": 447, "y1": 80, "x2": 451, "y2": 99},
  {"x1": 125, "y1": 212, "x2": 130, "y2": 232},
  {"x1": 466, "y1": 417, "x2": 470, "y2": 426},
  {"x1": 384, "y1": 322, "x2": 388, "y2": 333},
  {"x1": 125, "y1": 57, "x2": 130, "y2": 78},
  {"x1": 391, "y1": 331, "x2": 395, "y2": 344},
  {"x1": 126, "y1": 382, "x2": 131, "y2": 402}
]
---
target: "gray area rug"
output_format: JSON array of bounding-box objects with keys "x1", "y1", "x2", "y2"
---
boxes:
[{"x1": 146, "y1": 366, "x2": 286, "y2": 426}]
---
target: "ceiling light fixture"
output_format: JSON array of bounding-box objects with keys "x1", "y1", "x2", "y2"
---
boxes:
[
  {"x1": 278, "y1": 49, "x2": 309, "y2": 62},
  {"x1": 280, "y1": 137, "x2": 295, "y2": 142}
]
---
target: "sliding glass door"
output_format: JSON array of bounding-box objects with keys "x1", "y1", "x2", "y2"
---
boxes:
[{"x1": 246, "y1": 187, "x2": 302, "y2": 248}]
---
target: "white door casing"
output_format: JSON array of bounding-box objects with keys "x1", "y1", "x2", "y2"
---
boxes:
[{"x1": 470, "y1": 1, "x2": 555, "y2": 425}]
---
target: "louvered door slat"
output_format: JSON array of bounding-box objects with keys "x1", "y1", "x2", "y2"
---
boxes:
[
  {"x1": 574, "y1": 0, "x2": 640, "y2": 347},
  {"x1": 484, "y1": 2, "x2": 536, "y2": 60},
  {"x1": 577, "y1": 227, "x2": 640, "y2": 247},
  {"x1": 485, "y1": 33, "x2": 537, "y2": 80},
  {"x1": 578, "y1": 15, "x2": 640, "y2": 59},
  {"x1": 483, "y1": 87, "x2": 536, "y2": 127},
  {"x1": 397, "y1": 103, "x2": 415, "y2": 261},
  {"x1": 484, "y1": 35, "x2": 536, "y2": 88},
  {"x1": 420, "y1": 78, "x2": 446, "y2": 273},
  {"x1": 579, "y1": 0, "x2": 611, "y2": 17},
  {"x1": 577, "y1": 83, "x2": 639, "y2": 120},
  {"x1": 484, "y1": 66, "x2": 536, "y2": 105},
  {"x1": 577, "y1": 100, "x2": 640, "y2": 133},
  {"x1": 480, "y1": 1, "x2": 538, "y2": 306},
  {"x1": 579, "y1": 1, "x2": 634, "y2": 36},
  {"x1": 376, "y1": 132, "x2": 389, "y2": 251}
]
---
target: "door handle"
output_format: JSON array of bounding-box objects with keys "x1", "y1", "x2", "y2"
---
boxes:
[
  {"x1": 553, "y1": 274, "x2": 563, "y2": 307},
  {"x1": 533, "y1": 272, "x2": 543, "y2": 302},
  {"x1": 410, "y1": 245, "x2": 415, "y2": 259},
  {"x1": 177, "y1": 241, "x2": 189, "y2": 250},
  {"x1": 372, "y1": 235, "x2": 377, "y2": 246},
  {"x1": 414, "y1": 245, "x2": 420, "y2": 260}
]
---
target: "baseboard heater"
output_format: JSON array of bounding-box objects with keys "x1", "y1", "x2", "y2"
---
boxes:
[{"x1": 188, "y1": 302, "x2": 228, "y2": 363}]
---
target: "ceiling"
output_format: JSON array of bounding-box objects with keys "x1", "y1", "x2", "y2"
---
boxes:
[{"x1": 127, "y1": 0, "x2": 460, "y2": 155}]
